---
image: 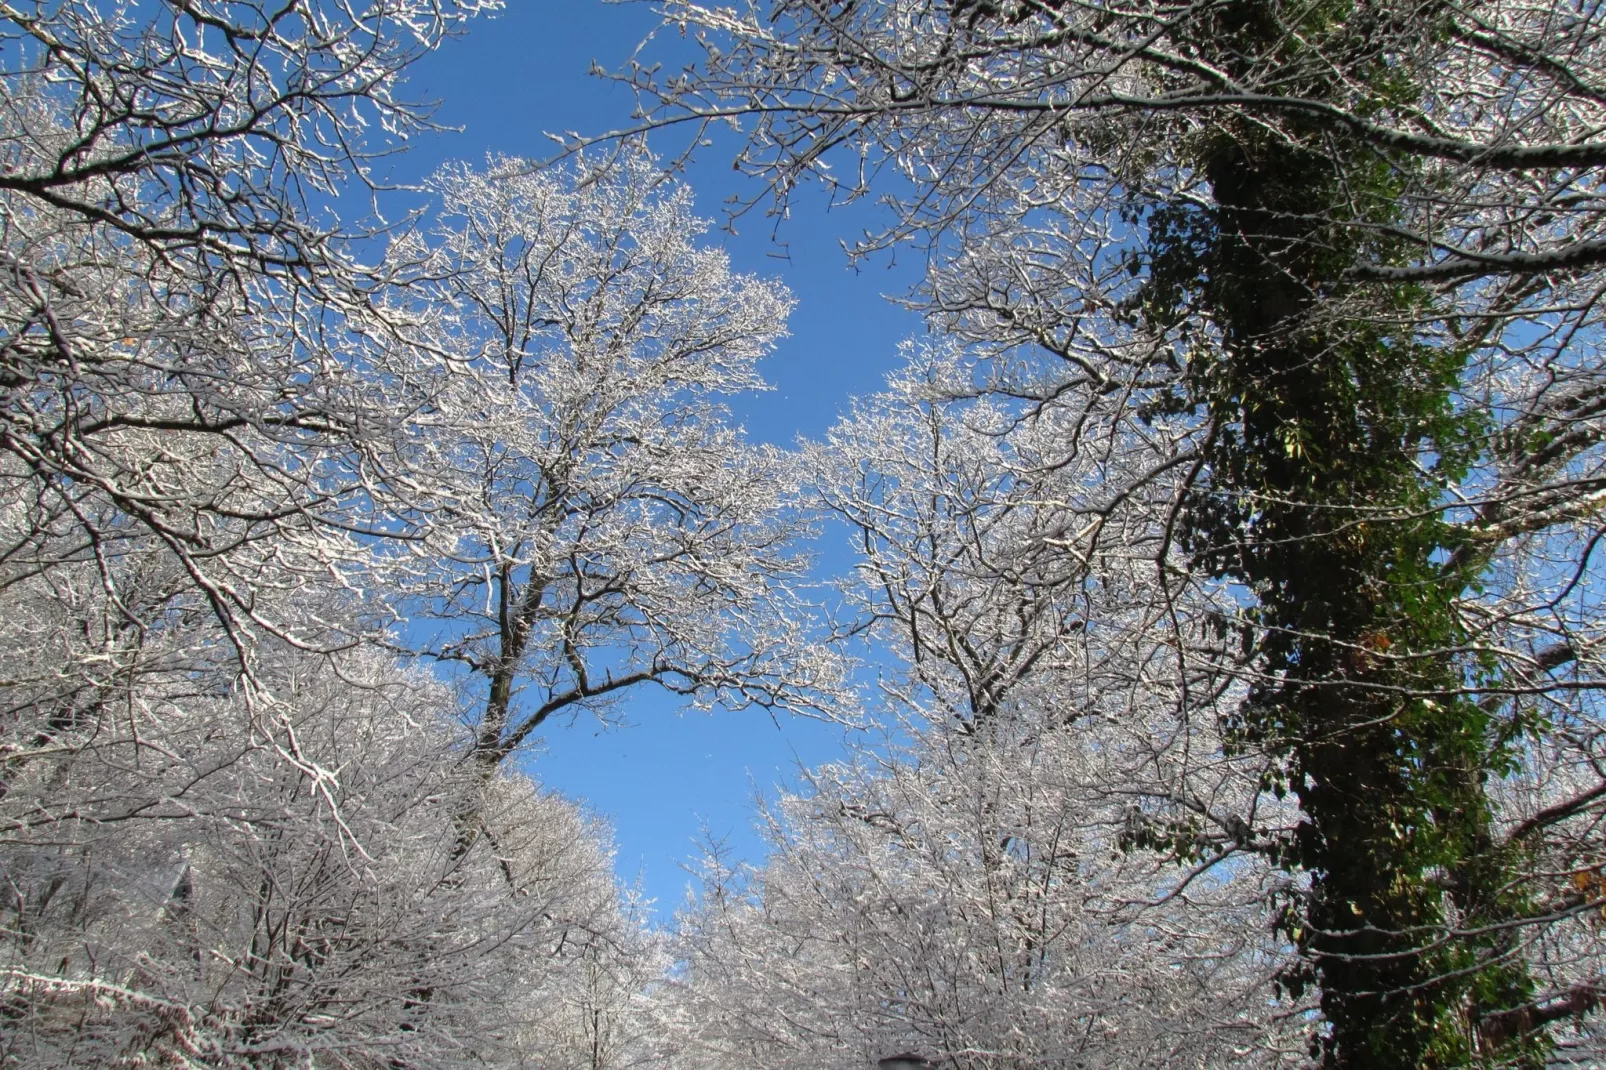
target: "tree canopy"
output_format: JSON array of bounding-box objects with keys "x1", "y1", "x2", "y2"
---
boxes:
[{"x1": 6, "y1": 1, "x2": 1606, "y2": 1066}]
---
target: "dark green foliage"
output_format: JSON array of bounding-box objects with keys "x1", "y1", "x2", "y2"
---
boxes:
[{"x1": 1133, "y1": 2, "x2": 1545, "y2": 1063}]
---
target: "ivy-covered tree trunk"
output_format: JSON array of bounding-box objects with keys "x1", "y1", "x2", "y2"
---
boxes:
[{"x1": 1164, "y1": 10, "x2": 1540, "y2": 1061}]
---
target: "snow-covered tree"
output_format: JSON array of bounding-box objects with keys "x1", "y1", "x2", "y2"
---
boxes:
[
  {"x1": 373, "y1": 152, "x2": 848, "y2": 782},
  {"x1": 660, "y1": 344, "x2": 1306, "y2": 1069},
  {"x1": 0, "y1": 551, "x2": 657, "y2": 1067}
]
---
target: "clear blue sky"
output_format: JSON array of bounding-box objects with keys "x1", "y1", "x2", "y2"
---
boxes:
[{"x1": 396, "y1": 3, "x2": 923, "y2": 917}]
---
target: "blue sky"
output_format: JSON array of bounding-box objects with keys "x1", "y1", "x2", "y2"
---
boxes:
[{"x1": 396, "y1": 3, "x2": 924, "y2": 917}]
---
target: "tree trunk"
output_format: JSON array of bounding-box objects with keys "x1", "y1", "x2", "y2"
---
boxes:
[{"x1": 1178, "y1": 85, "x2": 1540, "y2": 1065}]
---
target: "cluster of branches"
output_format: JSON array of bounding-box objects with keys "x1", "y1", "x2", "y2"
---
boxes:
[{"x1": 655, "y1": 344, "x2": 1310, "y2": 1067}]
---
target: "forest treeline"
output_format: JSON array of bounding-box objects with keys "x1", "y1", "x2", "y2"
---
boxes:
[{"x1": 3, "y1": 1, "x2": 1604, "y2": 1067}]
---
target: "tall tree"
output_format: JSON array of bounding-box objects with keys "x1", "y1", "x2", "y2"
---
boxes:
[
  {"x1": 619, "y1": 1, "x2": 1606, "y2": 1064},
  {"x1": 373, "y1": 152, "x2": 847, "y2": 791}
]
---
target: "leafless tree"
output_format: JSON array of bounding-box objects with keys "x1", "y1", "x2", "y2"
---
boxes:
[
  {"x1": 371, "y1": 151, "x2": 850, "y2": 784},
  {"x1": 658, "y1": 342, "x2": 1305, "y2": 1068}
]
